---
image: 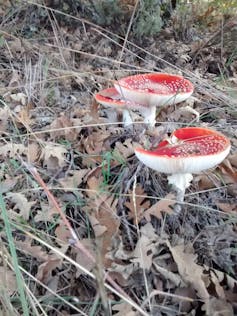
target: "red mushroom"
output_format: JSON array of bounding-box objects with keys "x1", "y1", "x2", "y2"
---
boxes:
[
  {"x1": 135, "y1": 127, "x2": 231, "y2": 211},
  {"x1": 114, "y1": 73, "x2": 194, "y2": 126},
  {"x1": 94, "y1": 87, "x2": 155, "y2": 127}
]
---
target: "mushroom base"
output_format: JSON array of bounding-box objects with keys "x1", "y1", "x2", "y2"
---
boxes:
[{"x1": 168, "y1": 173, "x2": 193, "y2": 214}]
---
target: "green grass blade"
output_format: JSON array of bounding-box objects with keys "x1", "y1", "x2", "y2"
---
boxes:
[{"x1": 0, "y1": 190, "x2": 30, "y2": 316}]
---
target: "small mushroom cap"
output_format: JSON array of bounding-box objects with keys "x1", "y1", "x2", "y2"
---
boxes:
[
  {"x1": 94, "y1": 87, "x2": 148, "y2": 110},
  {"x1": 135, "y1": 127, "x2": 230, "y2": 174},
  {"x1": 94, "y1": 87, "x2": 126, "y2": 108},
  {"x1": 114, "y1": 73, "x2": 194, "y2": 107}
]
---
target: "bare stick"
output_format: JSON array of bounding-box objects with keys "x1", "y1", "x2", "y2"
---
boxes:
[{"x1": 117, "y1": 0, "x2": 140, "y2": 68}]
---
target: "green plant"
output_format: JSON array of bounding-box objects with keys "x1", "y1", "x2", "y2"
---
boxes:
[
  {"x1": 173, "y1": 0, "x2": 237, "y2": 41},
  {"x1": 101, "y1": 151, "x2": 113, "y2": 186},
  {"x1": 133, "y1": 0, "x2": 163, "y2": 39},
  {"x1": 79, "y1": 0, "x2": 167, "y2": 40},
  {"x1": 0, "y1": 191, "x2": 30, "y2": 315},
  {"x1": 101, "y1": 150, "x2": 126, "y2": 187},
  {"x1": 89, "y1": 0, "x2": 124, "y2": 26},
  {"x1": 208, "y1": 0, "x2": 237, "y2": 15}
]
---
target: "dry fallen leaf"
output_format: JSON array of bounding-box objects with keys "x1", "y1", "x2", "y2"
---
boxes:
[
  {"x1": 209, "y1": 270, "x2": 226, "y2": 299},
  {"x1": 89, "y1": 199, "x2": 120, "y2": 268},
  {"x1": 167, "y1": 241, "x2": 210, "y2": 300},
  {"x1": 59, "y1": 169, "x2": 89, "y2": 189},
  {"x1": 0, "y1": 141, "x2": 40, "y2": 163},
  {"x1": 108, "y1": 261, "x2": 136, "y2": 281},
  {"x1": 211, "y1": 267, "x2": 237, "y2": 291},
  {"x1": 174, "y1": 287, "x2": 196, "y2": 313},
  {"x1": 75, "y1": 239, "x2": 96, "y2": 277},
  {"x1": 6, "y1": 192, "x2": 36, "y2": 220},
  {"x1": 27, "y1": 142, "x2": 41, "y2": 163},
  {"x1": 143, "y1": 193, "x2": 175, "y2": 221},
  {"x1": 228, "y1": 153, "x2": 237, "y2": 169},
  {"x1": 85, "y1": 176, "x2": 114, "y2": 208},
  {"x1": 0, "y1": 177, "x2": 17, "y2": 193},
  {"x1": 0, "y1": 106, "x2": 10, "y2": 133},
  {"x1": 15, "y1": 237, "x2": 49, "y2": 262},
  {"x1": 216, "y1": 201, "x2": 237, "y2": 213},
  {"x1": 219, "y1": 159, "x2": 237, "y2": 183},
  {"x1": 14, "y1": 105, "x2": 32, "y2": 127},
  {"x1": 88, "y1": 215, "x2": 107, "y2": 236},
  {"x1": 131, "y1": 234, "x2": 156, "y2": 270},
  {"x1": 195, "y1": 174, "x2": 217, "y2": 190},
  {"x1": 50, "y1": 114, "x2": 78, "y2": 142},
  {"x1": 10, "y1": 92, "x2": 27, "y2": 105},
  {"x1": 34, "y1": 200, "x2": 60, "y2": 222},
  {"x1": 55, "y1": 221, "x2": 71, "y2": 246},
  {"x1": 203, "y1": 297, "x2": 234, "y2": 316},
  {"x1": 112, "y1": 302, "x2": 136, "y2": 316},
  {"x1": 106, "y1": 271, "x2": 128, "y2": 287},
  {"x1": 0, "y1": 267, "x2": 16, "y2": 296},
  {"x1": 0, "y1": 143, "x2": 27, "y2": 158},
  {"x1": 114, "y1": 138, "x2": 134, "y2": 159},
  {"x1": 83, "y1": 129, "x2": 110, "y2": 155},
  {"x1": 41, "y1": 143, "x2": 67, "y2": 171},
  {"x1": 36, "y1": 256, "x2": 62, "y2": 284},
  {"x1": 111, "y1": 223, "x2": 159, "y2": 270},
  {"x1": 84, "y1": 176, "x2": 120, "y2": 267},
  {"x1": 153, "y1": 262, "x2": 184, "y2": 287}
]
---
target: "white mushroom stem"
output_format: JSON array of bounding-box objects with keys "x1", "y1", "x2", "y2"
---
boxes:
[
  {"x1": 122, "y1": 109, "x2": 133, "y2": 127},
  {"x1": 167, "y1": 173, "x2": 193, "y2": 213},
  {"x1": 140, "y1": 105, "x2": 156, "y2": 127}
]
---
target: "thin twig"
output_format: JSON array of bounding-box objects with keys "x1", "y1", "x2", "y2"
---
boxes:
[{"x1": 117, "y1": 0, "x2": 140, "y2": 68}]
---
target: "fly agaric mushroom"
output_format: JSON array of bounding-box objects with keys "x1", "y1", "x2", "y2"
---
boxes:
[
  {"x1": 94, "y1": 87, "x2": 154, "y2": 127},
  {"x1": 94, "y1": 87, "x2": 132, "y2": 126},
  {"x1": 135, "y1": 127, "x2": 230, "y2": 211},
  {"x1": 114, "y1": 73, "x2": 194, "y2": 126}
]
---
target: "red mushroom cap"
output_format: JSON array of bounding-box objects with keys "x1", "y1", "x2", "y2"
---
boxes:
[
  {"x1": 135, "y1": 127, "x2": 230, "y2": 174},
  {"x1": 94, "y1": 87, "x2": 126, "y2": 108},
  {"x1": 94, "y1": 87, "x2": 147, "y2": 110},
  {"x1": 114, "y1": 73, "x2": 194, "y2": 107}
]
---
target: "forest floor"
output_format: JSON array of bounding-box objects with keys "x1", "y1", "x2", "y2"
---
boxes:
[{"x1": 0, "y1": 1, "x2": 237, "y2": 316}]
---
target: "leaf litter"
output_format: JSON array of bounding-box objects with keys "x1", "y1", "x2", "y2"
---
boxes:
[{"x1": 0, "y1": 2, "x2": 236, "y2": 315}]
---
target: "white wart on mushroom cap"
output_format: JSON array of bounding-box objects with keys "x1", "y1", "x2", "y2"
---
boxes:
[
  {"x1": 114, "y1": 73, "x2": 194, "y2": 107},
  {"x1": 135, "y1": 127, "x2": 231, "y2": 174}
]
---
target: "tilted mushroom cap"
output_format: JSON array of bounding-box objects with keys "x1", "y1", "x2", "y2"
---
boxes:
[
  {"x1": 94, "y1": 87, "x2": 156, "y2": 126},
  {"x1": 135, "y1": 127, "x2": 231, "y2": 174},
  {"x1": 114, "y1": 73, "x2": 194, "y2": 107},
  {"x1": 94, "y1": 87, "x2": 147, "y2": 110}
]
